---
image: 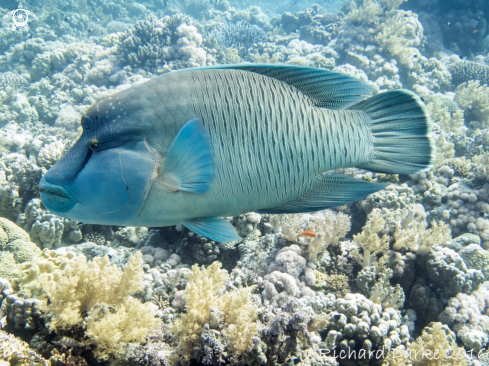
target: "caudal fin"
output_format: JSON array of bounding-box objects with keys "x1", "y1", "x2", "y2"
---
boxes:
[{"x1": 349, "y1": 90, "x2": 435, "y2": 174}]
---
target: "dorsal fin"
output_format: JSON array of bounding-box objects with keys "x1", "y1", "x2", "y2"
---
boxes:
[{"x1": 179, "y1": 64, "x2": 374, "y2": 110}]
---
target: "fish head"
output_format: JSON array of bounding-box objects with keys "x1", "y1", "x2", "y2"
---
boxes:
[{"x1": 40, "y1": 94, "x2": 156, "y2": 225}]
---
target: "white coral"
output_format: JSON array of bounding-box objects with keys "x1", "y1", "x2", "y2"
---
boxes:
[
  {"x1": 267, "y1": 245, "x2": 307, "y2": 278},
  {"x1": 37, "y1": 141, "x2": 65, "y2": 168},
  {"x1": 173, "y1": 24, "x2": 206, "y2": 66}
]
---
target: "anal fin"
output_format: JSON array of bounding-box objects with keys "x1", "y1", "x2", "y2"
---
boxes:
[
  {"x1": 258, "y1": 174, "x2": 387, "y2": 214},
  {"x1": 182, "y1": 217, "x2": 241, "y2": 242}
]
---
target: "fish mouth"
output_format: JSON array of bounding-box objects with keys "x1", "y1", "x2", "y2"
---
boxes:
[{"x1": 39, "y1": 179, "x2": 77, "y2": 213}]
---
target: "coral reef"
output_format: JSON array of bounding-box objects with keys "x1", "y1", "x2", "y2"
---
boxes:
[
  {"x1": 208, "y1": 21, "x2": 267, "y2": 58},
  {"x1": 171, "y1": 262, "x2": 259, "y2": 364},
  {"x1": 1, "y1": 0, "x2": 489, "y2": 363},
  {"x1": 0, "y1": 330, "x2": 48, "y2": 366},
  {"x1": 449, "y1": 59, "x2": 489, "y2": 87},
  {"x1": 383, "y1": 322, "x2": 468, "y2": 366},
  {"x1": 10, "y1": 249, "x2": 161, "y2": 360},
  {"x1": 16, "y1": 198, "x2": 83, "y2": 249},
  {"x1": 439, "y1": 285, "x2": 489, "y2": 352},
  {"x1": 455, "y1": 81, "x2": 489, "y2": 128}
]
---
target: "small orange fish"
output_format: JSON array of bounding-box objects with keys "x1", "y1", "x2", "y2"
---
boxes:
[
  {"x1": 300, "y1": 230, "x2": 317, "y2": 237},
  {"x1": 473, "y1": 30, "x2": 478, "y2": 33}
]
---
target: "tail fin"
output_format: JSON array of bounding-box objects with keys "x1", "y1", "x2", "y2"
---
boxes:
[{"x1": 348, "y1": 90, "x2": 435, "y2": 174}]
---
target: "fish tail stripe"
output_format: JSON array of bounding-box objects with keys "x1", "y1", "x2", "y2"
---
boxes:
[{"x1": 349, "y1": 90, "x2": 435, "y2": 174}]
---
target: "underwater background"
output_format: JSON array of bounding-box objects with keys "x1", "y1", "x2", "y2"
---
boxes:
[{"x1": 1, "y1": 0, "x2": 489, "y2": 365}]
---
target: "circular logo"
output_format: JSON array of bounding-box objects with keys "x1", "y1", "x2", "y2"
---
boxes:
[
  {"x1": 12, "y1": 9, "x2": 29, "y2": 29},
  {"x1": 4, "y1": 4, "x2": 37, "y2": 31}
]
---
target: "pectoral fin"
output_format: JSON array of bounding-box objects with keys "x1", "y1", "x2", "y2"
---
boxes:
[
  {"x1": 259, "y1": 174, "x2": 387, "y2": 214},
  {"x1": 182, "y1": 217, "x2": 241, "y2": 242},
  {"x1": 156, "y1": 119, "x2": 215, "y2": 193}
]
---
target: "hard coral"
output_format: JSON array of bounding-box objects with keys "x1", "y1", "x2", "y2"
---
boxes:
[
  {"x1": 425, "y1": 95, "x2": 465, "y2": 134},
  {"x1": 449, "y1": 59, "x2": 489, "y2": 87},
  {"x1": 0, "y1": 329, "x2": 48, "y2": 366}
]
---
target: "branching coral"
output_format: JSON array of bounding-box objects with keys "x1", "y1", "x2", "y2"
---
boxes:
[
  {"x1": 12, "y1": 251, "x2": 160, "y2": 360},
  {"x1": 39, "y1": 252, "x2": 145, "y2": 330},
  {"x1": 434, "y1": 132, "x2": 455, "y2": 164},
  {"x1": 219, "y1": 288, "x2": 259, "y2": 355},
  {"x1": 0, "y1": 329, "x2": 48, "y2": 366},
  {"x1": 449, "y1": 60, "x2": 489, "y2": 87},
  {"x1": 455, "y1": 80, "x2": 489, "y2": 128},
  {"x1": 382, "y1": 322, "x2": 468, "y2": 366},
  {"x1": 172, "y1": 262, "x2": 258, "y2": 364},
  {"x1": 207, "y1": 21, "x2": 267, "y2": 58},
  {"x1": 375, "y1": 10, "x2": 423, "y2": 69},
  {"x1": 306, "y1": 211, "x2": 351, "y2": 262},
  {"x1": 393, "y1": 219, "x2": 451, "y2": 255},
  {"x1": 270, "y1": 213, "x2": 303, "y2": 241},
  {"x1": 425, "y1": 95, "x2": 465, "y2": 134},
  {"x1": 351, "y1": 210, "x2": 390, "y2": 269},
  {"x1": 271, "y1": 211, "x2": 351, "y2": 262},
  {"x1": 85, "y1": 297, "x2": 160, "y2": 360},
  {"x1": 342, "y1": 0, "x2": 383, "y2": 27},
  {"x1": 369, "y1": 269, "x2": 405, "y2": 310},
  {"x1": 325, "y1": 274, "x2": 350, "y2": 298}
]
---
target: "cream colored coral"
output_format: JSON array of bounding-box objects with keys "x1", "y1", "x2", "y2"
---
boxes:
[
  {"x1": 306, "y1": 211, "x2": 351, "y2": 262},
  {"x1": 455, "y1": 80, "x2": 489, "y2": 128},
  {"x1": 271, "y1": 211, "x2": 351, "y2": 261},
  {"x1": 352, "y1": 210, "x2": 390, "y2": 268},
  {"x1": 375, "y1": 10, "x2": 423, "y2": 69},
  {"x1": 85, "y1": 297, "x2": 160, "y2": 359},
  {"x1": 11, "y1": 249, "x2": 78, "y2": 297},
  {"x1": 426, "y1": 96, "x2": 465, "y2": 134},
  {"x1": 270, "y1": 213, "x2": 303, "y2": 241},
  {"x1": 369, "y1": 269, "x2": 405, "y2": 310},
  {"x1": 393, "y1": 219, "x2": 451, "y2": 256},
  {"x1": 220, "y1": 287, "x2": 259, "y2": 354},
  {"x1": 383, "y1": 322, "x2": 468, "y2": 366},
  {"x1": 434, "y1": 133, "x2": 455, "y2": 164},
  {"x1": 37, "y1": 141, "x2": 65, "y2": 168},
  {"x1": 18, "y1": 251, "x2": 161, "y2": 360},
  {"x1": 172, "y1": 262, "x2": 258, "y2": 364},
  {"x1": 342, "y1": 0, "x2": 382, "y2": 27},
  {"x1": 39, "y1": 252, "x2": 145, "y2": 330}
]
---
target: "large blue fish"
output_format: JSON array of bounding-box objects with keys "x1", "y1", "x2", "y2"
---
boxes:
[{"x1": 40, "y1": 65, "x2": 434, "y2": 242}]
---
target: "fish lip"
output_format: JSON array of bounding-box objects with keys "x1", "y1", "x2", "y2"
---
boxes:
[{"x1": 39, "y1": 179, "x2": 77, "y2": 213}]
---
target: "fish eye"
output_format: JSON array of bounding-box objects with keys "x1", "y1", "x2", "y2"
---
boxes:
[{"x1": 88, "y1": 139, "x2": 99, "y2": 151}]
